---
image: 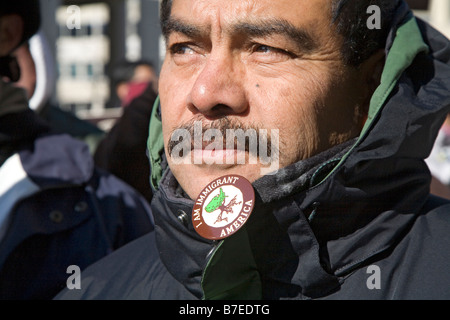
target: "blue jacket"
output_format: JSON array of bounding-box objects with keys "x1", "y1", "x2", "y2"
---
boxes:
[{"x1": 0, "y1": 109, "x2": 154, "y2": 299}]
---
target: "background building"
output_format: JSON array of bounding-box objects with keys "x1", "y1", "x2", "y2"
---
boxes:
[
  {"x1": 39, "y1": 0, "x2": 162, "y2": 130},
  {"x1": 407, "y1": 0, "x2": 450, "y2": 38},
  {"x1": 56, "y1": 2, "x2": 111, "y2": 122}
]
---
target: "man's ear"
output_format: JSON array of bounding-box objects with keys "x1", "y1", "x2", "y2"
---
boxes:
[
  {"x1": 0, "y1": 14, "x2": 24, "y2": 57},
  {"x1": 354, "y1": 49, "x2": 385, "y2": 130},
  {"x1": 359, "y1": 49, "x2": 386, "y2": 99}
]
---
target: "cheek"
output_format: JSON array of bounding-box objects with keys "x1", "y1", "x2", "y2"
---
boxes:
[
  {"x1": 251, "y1": 81, "x2": 323, "y2": 162},
  {"x1": 254, "y1": 68, "x2": 326, "y2": 128},
  {"x1": 249, "y1": 66, "x2": 334, "y2": 161},
  {"x1": 159, "y1": 66, "x2": 190, "y2": 122},
  {"x1": 159, "y1": 68, "x2": 188, "y2": 147},
  {"x1": 252, "y1": 62, "x2": 329, "y2": 114}
]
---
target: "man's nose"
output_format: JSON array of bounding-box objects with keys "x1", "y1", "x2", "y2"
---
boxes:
[{"x1": 187, "y1": 54, "x2": 248, "y2": 118}]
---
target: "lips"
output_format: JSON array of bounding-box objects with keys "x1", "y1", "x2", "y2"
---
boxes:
[
  {"x1": 191, "y1": 139, "x2": 249, "y2": 153},
  {"x1": 193, "y1": 149, "x2": 239, "y2": 160},
  {"x1": 191, "y1": 140, "x2": 249, "y2": 165},
  {"x1": 167, "y1": 119, "x2": 276, "y2": 162}
]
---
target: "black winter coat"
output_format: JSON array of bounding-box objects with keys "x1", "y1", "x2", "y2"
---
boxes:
[{"x1": 55, "y1": 3, "x2": 450, "y2": 300}]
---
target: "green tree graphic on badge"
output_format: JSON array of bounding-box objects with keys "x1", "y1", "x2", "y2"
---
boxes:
[{"x1": 205, "y1": 188, "x2": 242, "y2": 224}]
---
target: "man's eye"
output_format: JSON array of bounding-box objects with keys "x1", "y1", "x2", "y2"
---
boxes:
[
  {"x1": 254, "y1": 45, "x2": 276, "y2": 53},
  {"x1": 251, "y1": 44, "x2": 294, "y2": 62},
  {"x1": 169, "y1": 43, "x2": 195, "y2": 55},
  {"x1": 168, "y1": 43, "x2": 201, "y2": 65}
]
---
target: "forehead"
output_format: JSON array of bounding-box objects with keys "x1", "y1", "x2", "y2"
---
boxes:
[{"x1": 169, "y1": 0, "x2": 333, "y2": 32}]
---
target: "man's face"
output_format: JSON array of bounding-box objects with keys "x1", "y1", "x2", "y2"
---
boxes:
[{"x1": 159, "y1": 0, "x2": 369, "y2": 200}]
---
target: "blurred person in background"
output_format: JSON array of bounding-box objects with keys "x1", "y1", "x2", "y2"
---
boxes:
[
  {"x1": 94, "y1": 60, "x2": 159, "y2": 205},
  {"x1": 13, "y1": 31, "x2": 105, "y2": 153},
  {"x1": 426, "y1": 114, "x2": 450, "y2": 199},
  {"x1": 112, "y1": 59, "x2": 158, "y2": 108},
  {"x1": 0, "y1": 0, "x2": 154, "y2": 299}
]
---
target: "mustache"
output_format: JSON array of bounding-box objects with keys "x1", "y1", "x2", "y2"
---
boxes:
[{"x1": 167, "y1": 117, "x2": 278, "y2": 159}]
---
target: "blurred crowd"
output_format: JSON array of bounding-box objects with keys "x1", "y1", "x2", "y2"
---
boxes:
[{"x1": 0, "y1": 0, "x2": 158, "y2": 299}]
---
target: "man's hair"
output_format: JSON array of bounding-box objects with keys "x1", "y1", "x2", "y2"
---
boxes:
[
  {"x1": 159, "y1": 0, "x2": 401, "y2": 66},
  {"x1": 332, "y1": 0, "x2": 400, "y2": 66},
  {"x1": 0, "y1": 0, "x2": 41, "y2": 50}
]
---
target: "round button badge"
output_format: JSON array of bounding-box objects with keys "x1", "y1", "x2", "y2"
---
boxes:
[{"x1": 192, "y1": 175, "x2": 255, "y2": 240}]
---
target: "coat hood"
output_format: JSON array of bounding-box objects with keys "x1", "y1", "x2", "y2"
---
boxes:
[
  {"x1": 147, "y1": 0, "x2": 450, "y2": 299},
  {"x1": 0, "y1": 109, "x2": 94, "y2": 189}
]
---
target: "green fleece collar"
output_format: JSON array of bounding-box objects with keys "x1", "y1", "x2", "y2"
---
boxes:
[{"x1": 147, "y1": 95, "x2": 164, "y2": 191}]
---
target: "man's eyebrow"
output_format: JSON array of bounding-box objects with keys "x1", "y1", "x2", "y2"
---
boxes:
[
  {"x1": 162, "y1": 17, "x2": 206, "y2": 40},
  {"x1": 162, "y1": 17, "x2": 318, "y2": 53},
  {"x1": 233, "y1": 19, "x2": 319, "y2": 53}
]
